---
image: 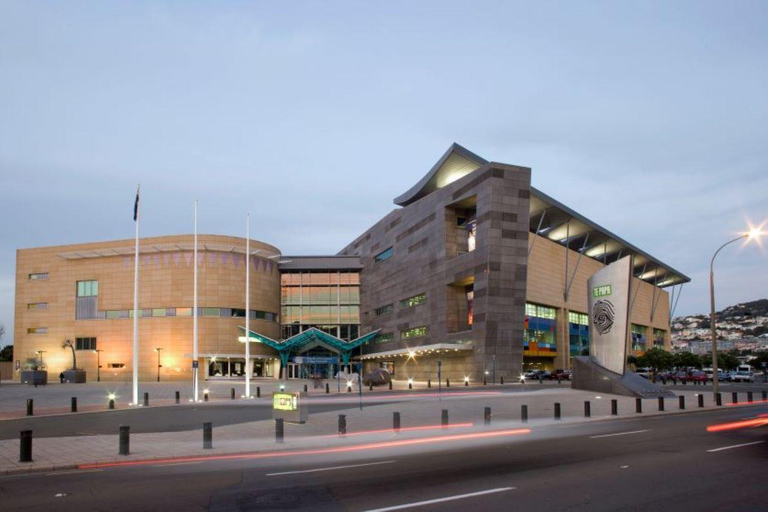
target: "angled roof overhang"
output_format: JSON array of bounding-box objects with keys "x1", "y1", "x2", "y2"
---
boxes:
[
  {"x1": 360, "y1": 342, "x2": 474, "y2": 360},
  {"x1": 238, "y1": 326, "x2": 381, "y2": 354}
]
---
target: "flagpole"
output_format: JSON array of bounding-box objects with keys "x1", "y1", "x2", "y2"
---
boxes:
[
  {"x1": 193, "y1": 200, "x2": 199, "y2": 402},
  {"x1": 132, "y1": 185, "x2": 140, "y2": 406},
  {"x1": 245, "y1": 213, "x2": 251, "y2": 398}
]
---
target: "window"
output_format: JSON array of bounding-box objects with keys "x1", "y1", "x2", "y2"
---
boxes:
[
  {"x1": 108, "y1": 363, "x2": 125, "y2": 369},
  {"x1": 375, "y1": 304, "x2": 394, "y2": 316},
  {"x1": 631, "y1": 324, "x2": 647, "y2": 353},
  {"x1": 27, "y1": 327, "x2": 48, "y2": 334},
  {"x1": 374, "y1": 247, "x2": 393, "y2": 263},
  {"x1": 151, "y1": 308, "x2": 166, "y2": 317},
  {"x1": 526, "y1": 303, "x2": 556, "y2": 319},
  {"x1": 400, "y1": 293, "x2": 426, "y2": 308},
  {"x1": 29, "y1": 273, "x2": 49, "y2": 280},
  {"x1": 377, "y1": 333, "x2": 395, "y2": 343},
  {"x1": 568, "y1": 312, "x2": 589, "y2": 325},
  {"x1": 77, "y1": 280, "x2": 99, "y2": 297},
  {"x1": 75, "y1": 337, "x2": 97, "y2": 350},
  {"x1": 202, "y1": 308, "x2": 220, "y2": 317},
  {"x1": 27, "y1": 302, "x2": 48, "y2": 310},
  {"x1": 401, "y1": 326, "x2": 427, "y2": 339},
  {"x1": 653, "y1": 328, "x2": 666, "y2": 346}
]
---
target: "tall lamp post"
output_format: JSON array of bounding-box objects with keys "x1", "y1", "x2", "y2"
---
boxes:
[
  {"x1": 93, "y1": 349, "x2": 103, "y2": 382},
  {"x1": 710, "y1": 228, "x2": 763, "y2": 396},
  {"x1": 155, "y1": 347, "x2": 163, "y2": 382}
]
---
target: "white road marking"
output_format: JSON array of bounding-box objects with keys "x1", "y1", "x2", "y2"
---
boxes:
[
  {"x1": 589, "y1": 430, "x2": 651, "y2": 439},
  {"x1": 707, "y1": 441, "x2": 765, "y2": 453},
  {"x1": 363, "y1": 487, "x2": 516, "y2": 512},
  {"x1": 153, "y1": 461, "x2": 204, "y2": 467},
  {"x1": 46, "y1": 469, "x2": 103, "y2": 476},
  {"x1": 267, "y1": 460, "x2": 396, "y2": 476}
]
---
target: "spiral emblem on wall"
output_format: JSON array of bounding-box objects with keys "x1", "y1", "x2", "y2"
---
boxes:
[{"x1": 592, "y1": 299, "x2": 615, "y2": 335}]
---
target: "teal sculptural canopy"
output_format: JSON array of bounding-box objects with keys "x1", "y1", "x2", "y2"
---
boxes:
[{"x1": 237, "y1": 326, "x2": 381, "y2": 365}]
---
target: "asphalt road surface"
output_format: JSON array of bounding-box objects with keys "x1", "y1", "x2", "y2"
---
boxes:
[{"x1": 1, "y1": 403, "x2": 766, "y2": 511}]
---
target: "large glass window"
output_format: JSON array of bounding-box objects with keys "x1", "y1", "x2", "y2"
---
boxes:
[
  {"x1": 375, "y1": 304, "x2": 394, "y2": 316},
  {"x1": 401, "y1": 326, "x2": 427, "y2": 339},
  {"x1": 400, "y1": 293, "x2": 426, "y2": 308},
  {"x1": 374, "y1": 247, "x2": 393, "y2": 263},
  {"x1": 631, "y1": 324, "x2": 647, "y2": 353},
  {"x1": 653, "y1": 328, "x2": 666, "y2": 346},
  {"x1": 76, "y1": 280, "x2": 98, "y2": 297},
  {"x1": 75, "y1": 337, "x2": 97, "y2": 350},
  {"x1": 524, "y1": 303, "x2": 557, "y2": 357},
  {"x1": 569, "y1": 311, "x2": 589, "y2": 357},
  {"x1": 526, "y1": 303, "x2": 556, "y2": 320}
]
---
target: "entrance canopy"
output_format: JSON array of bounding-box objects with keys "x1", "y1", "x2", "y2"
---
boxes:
[{"x1": 238, "y1": 326, "x2": 380, "y2": 366}]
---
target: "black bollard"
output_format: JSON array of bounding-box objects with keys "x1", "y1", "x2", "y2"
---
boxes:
[
  {"x1": 554, "y1": 402, "x2": 561, "y2": 420},
  {"x1": 393, "y1": 412, "x2": 401, "y2": 433},
  {"x1": 71, "y1": 397, "x2": 78, "y2": 413},
  {"x1": 538, "y1": 374, "x2": 543, "y2": 385},
  {"x1": 521, "y1": 404, "x2": 528, "y2": 423},
  {"x1": 484, "y1": 406, "x2": 492, "y2": 426},
  {"x1": 762, "y1": 390, "x2": 767, "y2": 402},
  {"x1": 611, "y1": 399, "x2": 618, "y2": 416},
  {"x1": 483, "y1": 377, "x2": 487, "y2": 386},
  {"x1": 732, "y1": 392, "x2": 738, "y2": 404},
  {"x1": 275, "y1": 418, "x2": 284, "y2": 444},
  {"x1": 143, "y1": 392, "x2": 149, "y2": 407},
  {"x1": 257, "y1": 386, "x2": 261, "y2": 398},
  {"x1": 203, "y1": 422, "x2": 213, "y2": 449},
  {"x1": 679, "y1": 396, "x2": 685, "y2": 410},
  {"x1": 428, "y1": 379, "x2": 431, "y2": 389},
  {"x1": 501, "y1": 376, "x2": 504, "y2": 385},
  {"x1": 658, "y1": 397, "x2": 665, "y2": 411},
  {"x1": 408, "y1": 381, "x2": 413, "y2": 390},
  {"x1": 326, "y1": 383, "x2": 330, "y2": 394},
  {"x1": 465, "y1": 379, "x2": 469, "y2": 387},
  {"x1": 369, "y1": 383, "x2": 373, "y2": 392},
  {"x1": 748, "y1": 391, "x2": 753, "y2": 403},
  {"x1": 698, "y1": 394, "x2": 704, "y2": 408},
  {"x1": 347, "y1": 384, "x2": 352, "y2": 393},
  {"x1": 441, "y1": 409, "x2": 449, "y2": 428},
  {"x1": 338, "y1": 414, "x2": 347, "y2": 437},
  {"x1": 557, "y1": 376, "x2": 562, "y2": 385},
  {"x1": 304, "y1": 384, "x2": 308, "y2": 393},
  {"x1": 26, "y1": 399, "x2": 33, "y2": 416},
  {"x1": 389, "y1": 381, "x2": 392, "y2": 390},
  {"x1": 109, "y1": 398, "x2": 115, "y2": 410},
  {"x1": 446, "y1": 378, "x2": 450, "y2": 388},
  {"x1": 636, "y1": 398, "x2": 642, "y2": 414},
  {"x1": 716, "y1": 392, "x2": 722, "y2": 406},
  {"x1": 231, "y1": 388, "x2": 235, "y2": 400},
  {"x1": 19, "y1": 430, "x2": 32, "y2": 462},
  {"x1": 175, "y1": 391, "x2": 180, "y2": 404},
  {"x1": 584, "y1": 400, "x2": 591, "y2": 417},
  {"x1": 119, "y1": 425, "x2": 130, "y2": 455}
]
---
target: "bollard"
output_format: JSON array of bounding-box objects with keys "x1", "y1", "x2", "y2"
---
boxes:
[
  {"x1": 557, "y1": 376, "x2": 562, "y2": 385},
  {"x1": 521, "y1": 404, "x2": 528, "y2": 423},
  {"x1": 484, "y1": 406, "x2": 492, "y2": 426},
  {"x1": 636, "y1": 398, "x2": 642, "y2": 414},
  {"x1": 698, "y1": 394, "x2": 704, "y2": 408},
  {"x1": 732, "y1": 392, "x2": 738, "y2": 404},
  {"x1": 748, "y1": 391, "x2": 753, "y2": 403},
  {"x1": 204, "y1": 391, "x2": 209, "y2": 402},
  {"x1": 716, "y1": 392, "x2": 722, "y2": 406},
  {"x1": 658, "y1": 397, "x2": 665, "y2": 411},
  {"x1": 369, "y1": 383, "x2": 373, "y2": 392},
  {"x1": 408, "y1": 381, "x2": 413, "y2": 390},
  {"x1": 71, "y1": 397, "x2": 78, "y2": 413},
  {"x1": 483, "y1": 377, "x2": 487, "y2": 386},
  {"x1": 501, "y1": 376, "x2": 504, "y2": 385},
  {"x1": 203, "y1": 422, "x2": 213, "y2": 449},
  {"x1": 554, "y1": 402, "x2": 561, "y2": 420},
  {"x1": 347, "y1": 384, "x2": 352, "y2": 393},
  {"x1": 143, "y1": 392, "x2": 149, "y2": 407},
  {"x1": 326, "y1": 383, "x2": 330, "y2": 394},
  {"x1": 119, "y1": 425, "x2": 130, "y2": 455},
  {"x1": 231, "y1": 388, "x2": 235, "y2": 400},
  {"x1": 338, "y1": 414, "x2": 347, "y2": 437},
  {"x1": 304, "y1": 384, "x2": 308, "y2": 393},
  {"x1": 762, "y1": 390, "x2": 767, "y2": 402},
  {"x1": 584, "y1": 400, "x2": 591, "y2": 418},
  {"x1": 19, "y1": 430, "x2": 32, "y2": 463},
  {"x1": 446, "y1": 378, "x2": 450, "y2": 388},
  {"x1": 109, "y1": 398, "x2": 115, "y2": 410},
  {"x1": 611, "y1": 399, "x2": 618, "y2": 416},
  {"x1": 428, "y1": 379, "x2": 431, "y2": 389},
  {"x1": 538, "y1": 374, "x2": 543, "y2": 384},
  {"x1": 257, "y1": 387, "x2": 261, "y2": 398},
  {"x1": 26, "y1": 399, "x2": 33, "y2": 416},
  {"x1": 275, "y1": 418, "x2": 284, "y2": 444},
  {"x1": 679, "y1": 396, "x2": 685, "y2": 410},
  {"x1": 441, "y1": 409, "x2": 449, "y2": 428},
  {"x1": 175, "y1": 391, "x2": 180, "y2": 404},
  {"x1": 389, "y1": 381, "x2": 393, "y2": 391},
  {"x1": 393, "y1": 412, "x2": 401, "y2": 433},
  {"x1": 465, "y1": 379, "x2": 469, "y2": 387}
]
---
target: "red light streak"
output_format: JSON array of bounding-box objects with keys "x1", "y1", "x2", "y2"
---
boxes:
[
  {"x1": 313, "y1": 391, "x2": 504, "y2": 401},
  {"x1": 724, "y1": 398, "x2": 768, "y2": 407},
  {"x1": 706, "y1": 418, "x2": 768, "y2": 432},
  {"x1": 316, "y1": 422, "x2": 474, "y2": 438},
  {"x1": 78, "y1": 428, "x2": 531, "y2": 470}
]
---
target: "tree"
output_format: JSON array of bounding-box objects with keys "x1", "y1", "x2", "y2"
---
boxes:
[
  {"x1": 673, "y1": 351, "x2": 701, "y2": 369},
  {"x1": 701, "y1": 352, "x2": 740, "y2": 370},
  {"x1": 0, "y1": 345, "x2": 12, "y2": 362},
  {"x1": 637, "y1": 347, "x2": 674, "y2": 371},
  {"x1": 0, "y1": 324, "x2": 4, "y2": 341}
]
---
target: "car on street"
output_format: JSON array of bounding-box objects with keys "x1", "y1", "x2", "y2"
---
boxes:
[{"x1": 731, "y1": 371, "x2": 755, "y2": 383}]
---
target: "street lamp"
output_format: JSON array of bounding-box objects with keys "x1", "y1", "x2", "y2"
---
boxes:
[
  {"x1": 155, "y1": 347, "x2": 163, "y2": 382},
  {"x1": 710, "y1": 227, "x2": 763, "y2": 396},
  {"x1": 93, "y1": 349, "x2": 103, "y2": 382}
]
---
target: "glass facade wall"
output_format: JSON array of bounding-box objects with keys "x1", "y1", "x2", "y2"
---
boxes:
[
  {"x1": 568, "y1": 311, "x2": 589, "y2": 357},
  {"x1": 631, "y1": 324, "x2": 647, "y2": 354},
  {"x1": 524, "y1": 303, "x2": 557, "y2": 357},
  {"x1": 653, "y1": 328, "x2": 666, "y2": 347}
]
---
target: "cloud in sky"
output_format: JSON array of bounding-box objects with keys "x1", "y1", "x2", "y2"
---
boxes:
[{"x1": 1, "y1": 1, "x2": 767, "y2": 343}]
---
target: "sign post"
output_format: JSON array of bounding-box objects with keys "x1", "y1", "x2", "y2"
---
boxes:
[{"x1": 272, "y1": 391, "x2": 307, "y2": 424}]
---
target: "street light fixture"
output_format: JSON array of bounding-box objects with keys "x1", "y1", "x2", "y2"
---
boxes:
[
  {"x1": 93, "y1": 349, "x2": 104, "y2": 382},
  {"x1": 710, "y1": 226, "x2": 764, "y2": 396},
  {"x1": 155, "y1": 347, "x2": 163, "y2": 382}
]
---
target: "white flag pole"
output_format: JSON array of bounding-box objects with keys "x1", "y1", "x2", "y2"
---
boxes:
[
  {"x1": 193, "y1": 199, "x2": 199, "y2": 402},
  {"x1": 245, "y1": 213, "x2": 251, "y2": 398},
  {"x1": 132, "y1": 185, "x2": 140, "y2": 406}
]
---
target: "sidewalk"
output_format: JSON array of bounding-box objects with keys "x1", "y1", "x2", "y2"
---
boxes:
[{"x1": 1, "y1": 386, "x2": 758, "y2": 476}]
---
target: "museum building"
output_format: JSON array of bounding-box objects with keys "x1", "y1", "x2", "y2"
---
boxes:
[{"x1": 12, "y1": 144, "x2": 689, "y2": 382}]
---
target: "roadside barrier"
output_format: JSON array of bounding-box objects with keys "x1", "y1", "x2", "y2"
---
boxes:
[
  {"x1": 203, "y1": 422, "x2": 213, "y2": 449},
  {"x1": 584, "y1": 400, "x2": 591, "y2": 418},
  {"x1": 119, "y1": 425, "x2": 130, "y2": 455},
  {"x1": 275, "y1": 418, "x2": 284, "y2": 444},
  {"x1": 408, "y1": 381, "x2": 413, "y2": 390},
  {"x1": 19, "y1": 430, "x2": 32, "y2": 462},
  {"x1": 204, "y1": 391, "x2": 209, "y2": 402},
  {"x1": 257, "y1": 387, "x2": 261, "y2": 398}
]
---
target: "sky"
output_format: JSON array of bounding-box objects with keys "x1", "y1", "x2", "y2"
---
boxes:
[{"x1": 1, "y1": 1, "x2": 767, "y2": 345}]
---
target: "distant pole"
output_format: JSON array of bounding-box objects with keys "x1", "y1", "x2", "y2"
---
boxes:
[
  {"x1": 245, "y1": 213, "x2": 251, "y2": 398},
  {"x1": 193, "y1": 199, "x2": 199, "y2": 402},
  {"x1": 132, "y1": 185, "x2": 140, "y2": 406},
  {"x1": 437, "y1": 360, "x2": 442, "y2": 400},
  {"x1": 357, "y1": 362, "x2": 363, "y2": 410}
]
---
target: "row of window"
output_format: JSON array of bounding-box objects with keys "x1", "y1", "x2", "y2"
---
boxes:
[
  {"x1": 281, "y1": 305, "x2": 360, "y2": 324},
  {"x1": 75, "y1": 337, "x2": 97, "y2": 350},
  {"x1": 526, "y1": 303, "x2": 557, "y2": 320},
  {"x1": 375, "y1": 292, "x2": 427, "y2": 317},
  {"x1": 281, "y1": 272, "x2": 360, "y2": 286},
  {"x1": 28, "y1": 273, "x2": 49, "y2": 280},
  {"x1": 27, "y1": 302, "x2": 48, "y2": 310},
  {"x1": 568, "y1": 311, "x2": 589, "y2": 325},
  {"x1": 374, "y1": 325, "x2": 428, "y2": 343},
  {"x1": 280, "y1": 286, "x2": 360, "y2": 305},
  {"x1": 100, "y1": 307, "x2": 279, "y2": 321}
]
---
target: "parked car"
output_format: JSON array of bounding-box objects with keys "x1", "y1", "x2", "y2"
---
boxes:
[
  {"x1": 731, "y1": 371, "x2": 755, "y2": 383},
  {"x1": 523, "y1": 370, "x2": 549, "y2": 380},
  {"x1": 551, "y1": 369, "x2": 571, "y2": 381},
  {"x1": 688, "y1": 371, "x2": 708, "y2": 383},
  {"x1": 635, "y1": 367, "x2": 651, "y2": 379}
]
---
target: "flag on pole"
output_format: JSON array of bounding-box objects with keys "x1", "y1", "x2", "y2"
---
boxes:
[{"x1": 133, "y1": 186, "x2": 140, "y2": 221}]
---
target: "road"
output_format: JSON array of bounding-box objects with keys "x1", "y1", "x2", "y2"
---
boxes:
[{"x1": 1, "y1": 403, "x2": 766, "y2": 511}]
